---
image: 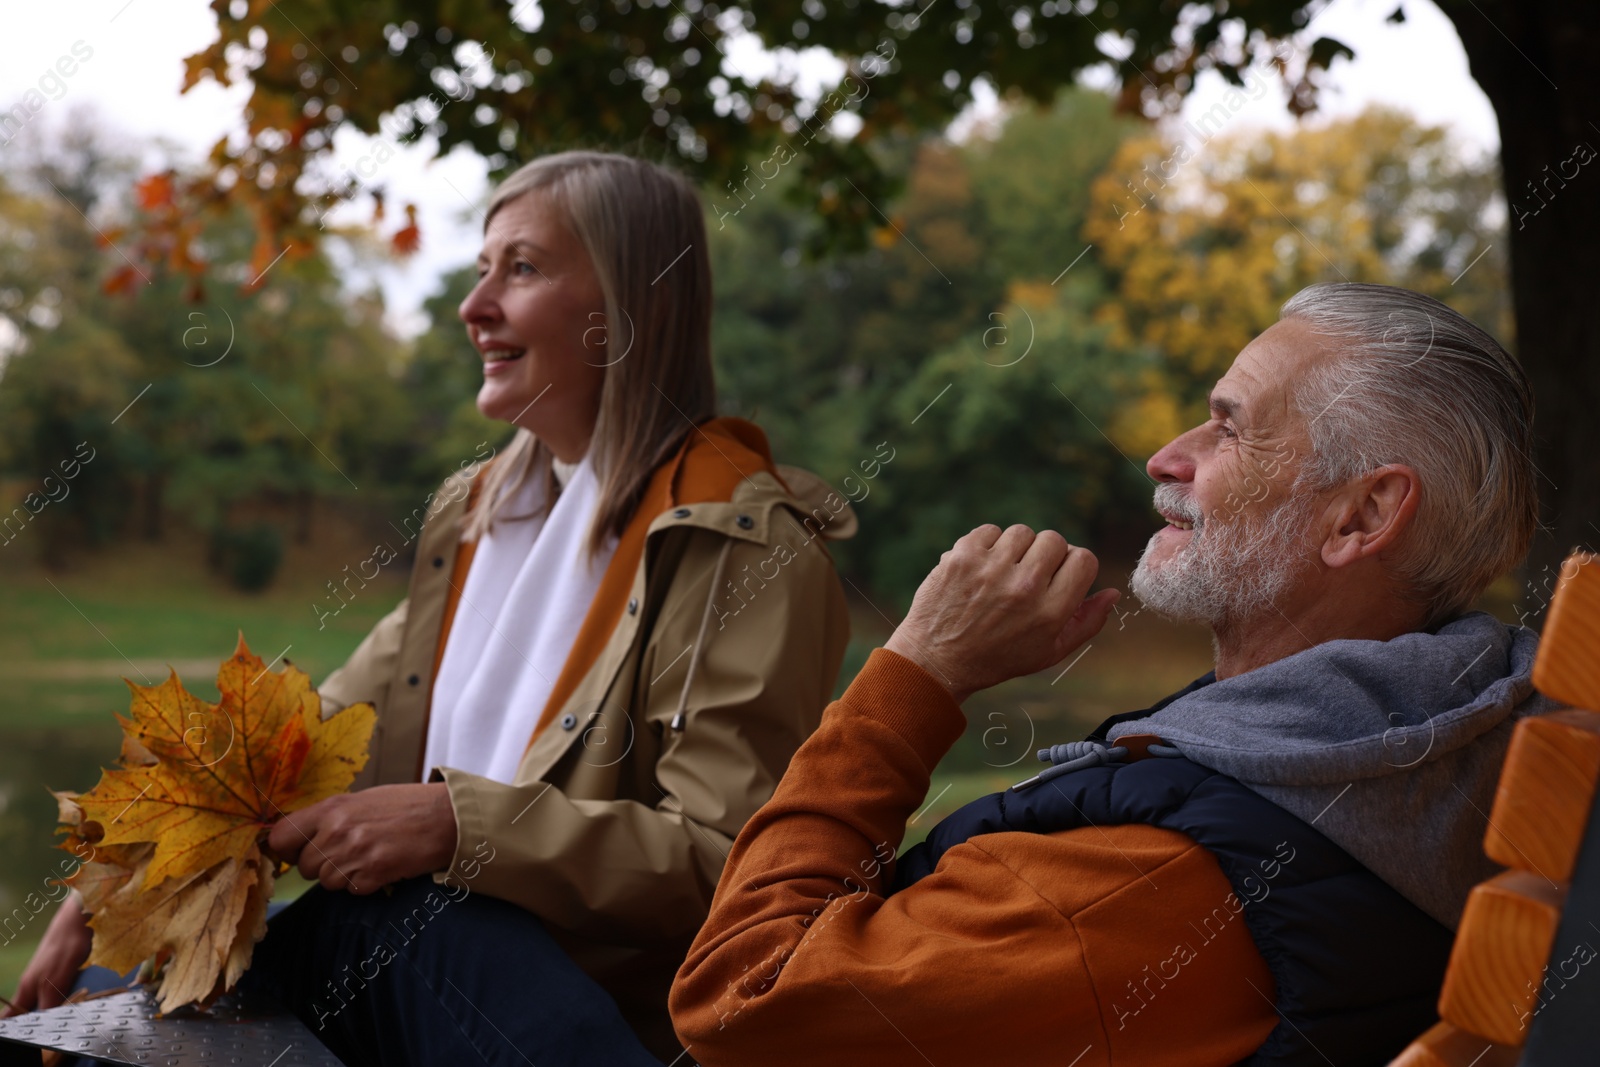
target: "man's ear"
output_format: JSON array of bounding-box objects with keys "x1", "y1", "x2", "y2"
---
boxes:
[{"x1": 1320, "y1": 464, "x2": 1420, "y2": 570}]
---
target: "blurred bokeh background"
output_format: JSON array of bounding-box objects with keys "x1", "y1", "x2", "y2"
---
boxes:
[{"x1": 0, "y1": 0, "x2": 1570, "y2": 988}]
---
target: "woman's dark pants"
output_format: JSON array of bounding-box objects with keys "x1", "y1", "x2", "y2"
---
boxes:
[{"x1": 242, "y1": 877, "x2": 666, "y2": 1067}]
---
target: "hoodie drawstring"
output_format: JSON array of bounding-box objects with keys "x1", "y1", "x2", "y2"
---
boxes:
[
  {"x1": 670, "y1": 539, "x2": 734, "y2": 732},
  {"x1": 1011, "y1": 738, "x2": 1183, "y2": 791}
]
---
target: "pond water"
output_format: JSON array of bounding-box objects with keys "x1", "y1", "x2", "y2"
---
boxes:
[
  {"x1": 0, "y1": 719, "x2": 121, "y2": 910},
  {"x1": 0, "y1": 673, "x2": 128, "y2": 982}
]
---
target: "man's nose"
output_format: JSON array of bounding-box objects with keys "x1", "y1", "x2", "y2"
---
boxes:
[{"x1": 1147, "y1": 429, "x2": 1198, "y2": 483}]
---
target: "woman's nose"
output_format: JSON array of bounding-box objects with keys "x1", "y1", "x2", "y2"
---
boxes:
[{"x1": 458, "y1": 277, "x2": 499, "y2": 325}]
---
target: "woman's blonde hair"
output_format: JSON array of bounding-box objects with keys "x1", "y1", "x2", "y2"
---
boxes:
[{"x1": 462, "y1": 151, "x2": 716, "y2": 552}]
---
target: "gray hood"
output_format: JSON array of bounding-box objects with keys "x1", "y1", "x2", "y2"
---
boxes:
[{"x1": 1107, "y1": 612, "x2": 1557, "y2": 928}]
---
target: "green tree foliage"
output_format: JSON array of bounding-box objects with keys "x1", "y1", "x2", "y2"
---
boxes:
[
  {"x1": 3, "y1": 97, "x2": 1514, "y2": 606},
  {"x1": 860, "y1": 275, "x2": 1161, "y2": 599},
  {"x1": 0, "y1": 121, "x2": 427, "y2": 582},
  {"x1": 160, "y1": 0, "x2": 1592, "y2": 590},
  {"x1": 0, "y1": 136, "x2": 146, "y2": 560},
  {"x1": 964, "y1": 89, "x2": 1136, "y2": 284},
  {"x1": 707, "y1": 89, "x2": 1151, "y2": 603},
  {"x1": 154, "y1": 0, "x2": 1350, "y2": 281},
  {"x1": 701, "y1": 97, "x2": 1512, "y2": 605}
]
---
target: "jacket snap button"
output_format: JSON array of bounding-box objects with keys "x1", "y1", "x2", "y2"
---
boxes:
[
  {"x1": 627, "y1": 597, "x2": 639, "y2": 615},
  {"x1": 407, "y1": 674, "x2": 421, "y2": 686},
  {"x1": 672, "y1": 507, "x2": 691, "y2": 519},
  {"x1": 432, "y1": 556, "x2": 445, "y2": 568},
  {"x1": 560, "y1": 712, "x2": 578, "y2": 730},
  {"x1": 736, "y1": 514, "x2": 754, "y2": 530}
]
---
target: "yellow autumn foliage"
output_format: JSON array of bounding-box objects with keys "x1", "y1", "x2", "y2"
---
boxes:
[
  {"x1": 1085, "y1": 106, "x2": 1509, "y2": 404},
  {"x1": 56, "y1": 636, "x2": 375, "y2": 1012}
]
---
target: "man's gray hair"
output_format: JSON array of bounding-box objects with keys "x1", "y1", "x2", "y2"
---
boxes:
[{"x1": 1280, "y1": 282, "x2": 1537, "y2": 626}]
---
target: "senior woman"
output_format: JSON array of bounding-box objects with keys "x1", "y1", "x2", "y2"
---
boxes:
[{"x1": 12, "y1": 151, "x2": 854, "y2": 1066}]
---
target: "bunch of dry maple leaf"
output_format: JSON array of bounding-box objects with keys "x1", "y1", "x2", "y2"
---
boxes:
[{"x1": 53, "y1": 636, "x2": 375, "y2": 1012}]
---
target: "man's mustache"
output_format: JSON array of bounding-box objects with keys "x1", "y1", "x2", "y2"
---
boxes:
[{"x1": 1153, "y1": 484, "x2": 1203, "y2": 527}]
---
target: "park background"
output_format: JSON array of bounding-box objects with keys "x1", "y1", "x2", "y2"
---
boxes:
[{"x1": 0, "y1": 0, "x2": 1570, "y2": 990}]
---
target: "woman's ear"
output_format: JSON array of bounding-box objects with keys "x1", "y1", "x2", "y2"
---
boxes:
[{"x1": 1320, "y1": 464, "x2": 1421, "y2": 570}]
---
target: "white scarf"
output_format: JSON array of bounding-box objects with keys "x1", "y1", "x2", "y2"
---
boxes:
[{"x1": 423, "y1": 458, "x2": 616, "y2": 784}]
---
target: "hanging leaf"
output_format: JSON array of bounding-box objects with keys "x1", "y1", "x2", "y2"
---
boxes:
[
  {"x1": 58, "y1": 635, "x2": 375, "y2": 1013},
  {"x1": 133, "y1": 173, "x2": 175, "y2": 212},
  {"x1": 390, "y1": 203, "x2": 421, "y2": 256},
  {"x1": 101, "y1": 265, "x2": 143, "y2": 296}
]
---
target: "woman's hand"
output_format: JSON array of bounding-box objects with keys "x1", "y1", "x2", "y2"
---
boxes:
[
  {"x1": 884, "y1": 524, "x2": 1121, "y2": 705},
  {"x1": 7, "y1": 893, "x2": 92, "y2": 1016},
  {"x1": 266, "y1": 783, "x2": 459, "y2": 894}
]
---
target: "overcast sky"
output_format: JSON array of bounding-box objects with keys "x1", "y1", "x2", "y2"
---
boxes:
[{"x1": 0, "y1": 0, "x2": 1500, "y2": 338}]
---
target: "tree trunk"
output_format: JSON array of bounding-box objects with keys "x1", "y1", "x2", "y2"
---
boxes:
[{"x1": 1443, "y1": 1, "x2": 1600, "y2": 617}]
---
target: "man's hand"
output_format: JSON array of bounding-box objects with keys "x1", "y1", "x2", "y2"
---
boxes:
[
  {"x1": 266, "y1": 783, "x2": 458, "y2": 894},
  {"x1": 885, "y1": 524, "x2": 1121, "y2": 704},
  {"x1": 7, "y1": 893, "x2": 91, "y2": 1016}
]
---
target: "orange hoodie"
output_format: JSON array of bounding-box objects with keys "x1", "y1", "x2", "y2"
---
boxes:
[{"x1": 670, "y1": 648, "x2": 1279, "y2": 1066}]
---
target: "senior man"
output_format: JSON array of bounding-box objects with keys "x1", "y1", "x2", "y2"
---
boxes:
[{"x1": 670, "y1": 282, "x2": 1550, "y2": 1066}]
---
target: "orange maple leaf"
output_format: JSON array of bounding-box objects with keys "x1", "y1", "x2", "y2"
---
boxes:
[
  {"x1": 133, "y1": 172, "x2": 175, "y2": 212},
  {"x1": 390, "y1": 203, "x2": 421, "y2": 256},
  {"x1": 60, "y1": 635, "x2": 375, "y2": 1012},
  {"x1": 102, "y1": 265, "x2": 143, "y2": 296}
]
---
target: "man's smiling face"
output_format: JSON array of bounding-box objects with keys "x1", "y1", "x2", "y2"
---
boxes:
[{"x1": 1131, "y1": 317, "x2": 1332, "y2": 628}]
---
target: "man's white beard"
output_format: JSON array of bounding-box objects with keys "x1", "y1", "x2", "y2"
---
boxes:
[{"x1": 1130, "y1": 482, "x2": 1315, "y2": 630}]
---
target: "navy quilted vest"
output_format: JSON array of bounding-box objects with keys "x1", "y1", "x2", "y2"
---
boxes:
[{"x1": 892, "y1": 755, "x2": 1454, "y2": 1065}]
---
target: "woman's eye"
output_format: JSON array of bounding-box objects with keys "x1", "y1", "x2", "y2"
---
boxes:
[{"x1": 513, "y1": 261, "x2": 537, "y2": 276}]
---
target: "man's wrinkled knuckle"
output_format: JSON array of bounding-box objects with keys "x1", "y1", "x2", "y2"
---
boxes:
[{"x1": 1014, "y1": 575, "x2": 1045, "y2": 601}]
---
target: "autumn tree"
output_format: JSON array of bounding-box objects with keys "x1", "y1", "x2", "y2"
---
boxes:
[
  {"x1": 0, "y1": 115, "x2": 424, "y2": 581},
  {"x1": 0, "y1": 120, "x2": 145, "y2": 560},
  {"x1": 1086, "y1": 106, "x2": 1510, "y2": 409},
  {"x1": 704, "y1": 89, "x2": 1149, "y2": 603},
  {"x1": 140, "y1": 0, "x2": 1593, "y2": 596}
]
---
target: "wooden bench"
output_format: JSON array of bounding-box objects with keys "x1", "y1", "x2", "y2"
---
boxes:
[{"x1": 1392, "y1": 550, "x2": 1600, "y2": 1065}]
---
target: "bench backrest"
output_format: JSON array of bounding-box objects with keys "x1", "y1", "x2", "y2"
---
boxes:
[{"x1": 1391, "y1": 551, "x2": 1600, "y2": 1066}]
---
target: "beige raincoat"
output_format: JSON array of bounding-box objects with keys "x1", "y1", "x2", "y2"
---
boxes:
[{"x1": 318, "y1": 423, "x2": 854, "y2": 1057}]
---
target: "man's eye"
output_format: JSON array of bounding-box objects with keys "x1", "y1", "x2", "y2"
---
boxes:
[{"x1": 1217, "y1": 421, "x2": 1237, "y2": 438}]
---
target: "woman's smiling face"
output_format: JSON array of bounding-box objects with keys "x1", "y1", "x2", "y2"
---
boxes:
[{"x1": 458, "y1": 191, "x2": 608, "y2": 462}]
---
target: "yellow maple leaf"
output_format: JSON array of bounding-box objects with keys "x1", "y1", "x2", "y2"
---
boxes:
[{"x1": 60, "y1": 635, "x2": 374, "y2": 1012}]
